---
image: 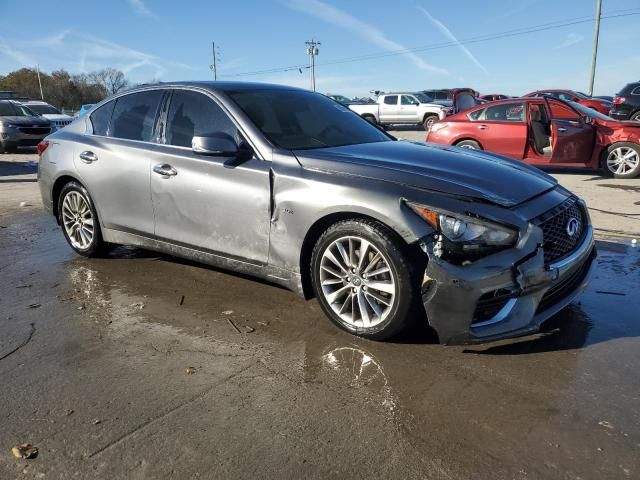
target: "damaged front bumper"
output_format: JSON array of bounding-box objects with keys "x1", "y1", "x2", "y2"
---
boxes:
[{"x1": 422, "y1": 224, "x2": 596, "y2": 345}]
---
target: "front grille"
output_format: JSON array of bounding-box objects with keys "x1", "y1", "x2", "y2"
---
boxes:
[
  {"x1": 536, "y1": 249, "x2": 594, "y2": 313},
  {"x1": 533, "y1": 197, "x2": 587, "y2": 264},
  {"x1": 18, "y1": 127, "x2": 51, "y2": 135}
]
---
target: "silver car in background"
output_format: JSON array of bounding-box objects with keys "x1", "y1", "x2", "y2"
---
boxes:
[{"x1": 38, "y1": 82, "x2": 596, "y2": 344}]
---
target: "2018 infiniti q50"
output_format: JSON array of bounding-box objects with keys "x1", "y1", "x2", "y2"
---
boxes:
[{"x1": 37, "y1": 82, "x2": 596, "y2": 344}]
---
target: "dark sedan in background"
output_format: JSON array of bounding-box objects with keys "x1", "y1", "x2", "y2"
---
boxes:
[
  {"x1": 610, "y1": 81, "x2": 640, "y2": 122},
  {"x1": 38, "y1": 82, "x2": 595, "y2": 344},
  {"x1": 0, "y1": 100, "x2": 53, "y2": 153}
]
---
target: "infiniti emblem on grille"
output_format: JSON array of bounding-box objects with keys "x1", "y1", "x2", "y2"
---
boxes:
[{"x1": 565, "y1": 217, "x2": 580, "y2": 237}]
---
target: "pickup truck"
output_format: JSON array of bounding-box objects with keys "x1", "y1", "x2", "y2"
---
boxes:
[{"x1": 349, "y1": 92, "x2": 446, "y2": 130}]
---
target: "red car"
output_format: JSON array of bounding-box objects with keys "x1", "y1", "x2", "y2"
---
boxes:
[
  {"x1": 523, "y1": 89, "x2": 612, "y2": 115},
  {"x1": 426, "y1": 96, "x2": 640, "y2": 178}
]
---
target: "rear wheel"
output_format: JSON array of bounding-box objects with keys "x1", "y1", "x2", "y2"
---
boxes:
[
  {"x1": 58, "y1": 182, "x2": 107, "y2": 256},
  {"x1": 422, "y1": 114, "x2": 438, "y2": 131},
  {"x1": 455, "y1": 139, "x2": 482, "y2": 150},
  {"x1": 311, "y1": 219, "x2": 419, "y2": 340},
  {"x1": 603, "y1": 143, "x2": 640, "y2": 179}
]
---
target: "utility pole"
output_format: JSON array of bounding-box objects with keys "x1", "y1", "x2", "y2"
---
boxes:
[
  {"x1": 36, "y1": 64, "x2": 44, "y2": 100},
  {"x1": 305, "y1": 39, "x2": 320, "y2": 91},
  {"x1": 587, "y1": 0, "x2": 602, "y2": 96},
  {"x1": 210, "y1": 41, "x2": 217, "y2": 81}
]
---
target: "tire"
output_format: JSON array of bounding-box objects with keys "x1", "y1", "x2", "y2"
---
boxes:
[
  {"x1": 57, "y1": 181, "x2": 107, "y2": 256},
  {"x1": 422, "y1": 114, "x2": 437, "y2": 131},
  {"x1": 455, "y1": 139, "x2": 482, "y2": 150},
  {"x1": 310, "y1": 219, "x2": 419, "y2": 340},
  {"x1": 631, "y1": 111, "x2": 640, "y2": 122},
  {"x1": 362, "y1": 114, "x2": 377, "y2": 125},
  {"x1": 602, "y1": 142, "x2": 640, "y2": 179}
]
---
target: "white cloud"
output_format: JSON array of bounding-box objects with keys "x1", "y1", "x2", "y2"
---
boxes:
[
  {"x1": 127, "y1": 0, "x2": 156, "y2": 18},
  {"x1": 286, "y1": 0, "x2": 448, "y2": 75},
  {"x1": 553, "y1": 33, "x2": 584, "y2": 50},
  {"x1": 0, "y1": 31, "x2": 195, "y2": 81},
  {"x1": 418, "y1": 6, "x2": 488, "y2": 75}
]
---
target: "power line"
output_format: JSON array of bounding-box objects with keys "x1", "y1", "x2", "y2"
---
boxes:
[{"x1": 224, "y1": 9, "x2": 640, "y2": 78}]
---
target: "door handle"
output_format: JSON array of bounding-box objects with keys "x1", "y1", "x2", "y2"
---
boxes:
[
  {"x1": 478, "y1": 125, "x2": 488, "y2": 130},
  {"x1": 153, "y1": 164, "x2": 178, "y2": 177},
  {"x1": 79, "y1": 151, "x2": 98, "y2": 163},
  {"x1": 557, "y1": 127, "x2": 568, "y2": 133}
]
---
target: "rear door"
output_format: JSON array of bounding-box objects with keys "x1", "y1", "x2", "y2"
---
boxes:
[
  {"x1": 74, "y1": 90, "x2": 163, "y2": 236},
  {"x1": 148, "y1": 88, "x2": 271, "y2": 263},
  {"x1": 467, "y1": 102, "x2": 528, "y2": 159},
  {"x1": 379, "y1": 95, "x2": 400, "y2": 123},
  {"x1": 545, "y1": 99, "x2": 595, "y2": 165}
]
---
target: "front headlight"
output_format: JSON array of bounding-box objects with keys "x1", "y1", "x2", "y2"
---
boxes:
[
  {"x1": 408, "y1": 203, "x2": 518, "y2": 258},
  {"x1": 0, "y1": 121, "x2": 17, "y2": 128}
]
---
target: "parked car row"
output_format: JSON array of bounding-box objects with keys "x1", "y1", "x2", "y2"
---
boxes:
[{"x1": 38, "y1": 81, "x2": 596, "y2": 344}]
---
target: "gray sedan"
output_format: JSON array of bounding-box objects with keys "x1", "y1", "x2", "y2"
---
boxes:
[{"x1": 37, "y1": 82, "x2": 596, "y2": 344}]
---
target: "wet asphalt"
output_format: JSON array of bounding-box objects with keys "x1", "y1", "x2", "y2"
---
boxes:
[{"x1": 1, "y1": 153, "x2": 639, "y2": 479}]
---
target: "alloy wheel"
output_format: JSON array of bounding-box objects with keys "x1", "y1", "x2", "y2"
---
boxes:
[
  {"x1": 61, "y1": 191, "x2": 95, "y2": 249},
  {"x1": 319, "y1": 236, "x2": 396, "y2": 328},
  {"x1": 606, "y1": 146, "x2": 639, "y2": 176}
]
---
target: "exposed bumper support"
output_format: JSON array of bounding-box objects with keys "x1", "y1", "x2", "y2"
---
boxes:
[{"x1": 422, "y1": 225, "x2": 596, "y2": 345}]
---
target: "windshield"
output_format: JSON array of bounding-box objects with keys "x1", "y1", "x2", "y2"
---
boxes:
[
  {"x1": 27, "y1": 104, "x2": 61, "y2": 115},
  {"x1": 0, "y1": 102, "x2": 37, "y2": 117},
  {"x1": 567, "y1": 101, "x2": 613, "y2": 121},
  {"x1": 414, "y1": 92, "x2": 434, "y2": 103},
  {"x1": 227, "y1": 89, "x2": 392, "y2": 150}
]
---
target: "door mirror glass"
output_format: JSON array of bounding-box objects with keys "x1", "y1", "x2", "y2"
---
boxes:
[{"x1": 192, "y1": 133, "x2": 239, "y2": 156}]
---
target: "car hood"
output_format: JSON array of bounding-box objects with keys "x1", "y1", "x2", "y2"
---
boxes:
[
  {"x1": 0, "y1": 116, "x2": 51, "y2": 126},
  {"x1": 41, "y1": 113, "x2": 73, "y2": 121},
  {"x1": 294, "y1": 141, "x2": 557, "y2": 207}
]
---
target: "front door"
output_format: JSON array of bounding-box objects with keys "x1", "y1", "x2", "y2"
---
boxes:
[
  {"x1": 73, "y1": 90, "x2": 164, "y2": 236},
  {"x1": 149, "y1": 89, "x2": 271, "y2": 263},
  {"x1": 546, "y1": 99, "x2": 595, "y2": 165},
  {"x1": 399, "y1": 95, "x2": 419, "y2": 123}
]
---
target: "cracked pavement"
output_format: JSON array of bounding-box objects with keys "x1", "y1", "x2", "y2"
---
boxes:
[{"x1": 1, "y1": 150, "x2": 640, "y2": 479}]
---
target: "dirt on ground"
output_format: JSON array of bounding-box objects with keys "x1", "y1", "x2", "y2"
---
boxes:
[{"x1": 1, "y1": 149, "x2": 639, "y2": 479}]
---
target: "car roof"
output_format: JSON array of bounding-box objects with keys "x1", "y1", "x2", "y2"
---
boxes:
[
  {"x1": 22, "y1": 100, "x2": 49, "y2": 104},
  {"x1": 125, "y1": 81, "x2": 309, "y2": 95}
]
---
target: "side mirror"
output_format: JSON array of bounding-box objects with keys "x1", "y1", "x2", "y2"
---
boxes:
[
  {"x1": 192, "y1": 133, "x2": 239, "y2": 156},
  {"x1": 413, "y1": 101, "x2": 420, "y2": 106}
]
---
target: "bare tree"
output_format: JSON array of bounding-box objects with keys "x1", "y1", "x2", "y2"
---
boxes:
[{"x1": 89, "y1": 68, "x2": 129, "y2": 95}]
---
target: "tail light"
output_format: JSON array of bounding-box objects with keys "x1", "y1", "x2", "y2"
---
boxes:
[
  {"x1": 36, "y1": 140, "x2": 49, "y2": 156},
  {"x1": 613, "y1": 96, "x2": 626, "y2": 105}
]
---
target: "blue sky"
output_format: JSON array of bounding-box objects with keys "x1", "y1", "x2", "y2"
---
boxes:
[{"x1": 1, "y1": 0, "x2": 639, "y2": 96}]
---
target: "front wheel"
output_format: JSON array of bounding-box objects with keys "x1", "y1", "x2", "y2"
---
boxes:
[
  {"x1": 603, "y1": 143, "x2": 640, "y2": 179},
  {"x1": 310, "y1": 219, "x2": 419, "y2": 340},
  {"x1": 58, "y1": 181, "x2": 107, "y2": 256},
  {"x1": 422, "y1": 115, "x2": 437, "y2": 131}
]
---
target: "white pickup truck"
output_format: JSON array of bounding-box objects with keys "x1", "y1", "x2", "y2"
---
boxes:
[{"x1": 349, "y1": 92, "x2": 447, "y2": 130}]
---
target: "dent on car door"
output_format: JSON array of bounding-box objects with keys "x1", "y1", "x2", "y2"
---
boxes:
[
  {"x1": 546, "y1": 99, "x2": 595, "y2": 164},
  {"x1": 149, "y1": 89, "x2": 271, "y2": 263},
  {"x1": 75, "y1": 90, "x2": 163, "y2": 235}
]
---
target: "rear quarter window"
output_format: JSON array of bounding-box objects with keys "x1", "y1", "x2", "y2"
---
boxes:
[{"x1": 89, "y1": 100, "x2": 116, "y2": 136}]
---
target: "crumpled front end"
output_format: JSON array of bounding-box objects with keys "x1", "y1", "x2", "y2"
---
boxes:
[{"x1": 421, "y1": 199, "x2": 596, "y2": 345}]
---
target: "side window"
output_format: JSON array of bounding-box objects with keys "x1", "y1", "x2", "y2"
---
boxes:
[
  {"x1": 110, "y1": 91, "x2": 163, "y2": 142},
  {"x1": 165, "y1": 90, "x2": 239, "y2": 148},
  {"x1": 548, "y1": 100, "x2": 580, "y2": 120},
  {"x1": 468, "y1": 108, "x2": 485, "y2": 120},
  {"x1": 630, "y1": 86, "x2": 640, "y2": 95},
  {"x1": 483, "y1": 102, "x2": 525, "y2": 122},
  {"x1": 401, "y1": 95, "x2": 416, "y2": 105},
  {"x1": 89, "y1": 100, "x2": 116, "y2": 136},
  {"x1": 383, "y1": 95, "x2": 398, "y2": 105}
]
